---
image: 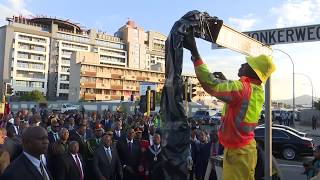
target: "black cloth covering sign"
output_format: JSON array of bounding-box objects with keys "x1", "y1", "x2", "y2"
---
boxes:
[{"x1": 158, "y1": 10, "x2": 222, "y2": 180}]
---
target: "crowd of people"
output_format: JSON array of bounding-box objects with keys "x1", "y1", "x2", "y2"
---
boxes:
[{"x1": 0, "y1": 106, "x2": 220, "y2": 180}]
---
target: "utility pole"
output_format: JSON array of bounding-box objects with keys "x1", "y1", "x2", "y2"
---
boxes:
[
  {"x1": 265, "y1": 79, "x2": 272, "y2": 180},
  {"x1": 146, "y1": 86, "x2": 151, "y2": 116}
]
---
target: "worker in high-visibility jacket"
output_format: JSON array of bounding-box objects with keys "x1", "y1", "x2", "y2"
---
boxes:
[{"x1": 184, "y1": 34, "x2": 276, "y2": 180}]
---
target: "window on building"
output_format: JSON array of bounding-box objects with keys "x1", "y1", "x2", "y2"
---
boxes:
[{"x1": 60, "y1": 83, "x2": 69, "y2": 89}]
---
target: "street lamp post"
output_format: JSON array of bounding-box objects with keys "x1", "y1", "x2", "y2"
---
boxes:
[
  {"x1": 274, "y1": 49, "x2": 295, "y2": 124},
  {"x1": 296, "y1": 73, "x2": 314, "y2": 109}
]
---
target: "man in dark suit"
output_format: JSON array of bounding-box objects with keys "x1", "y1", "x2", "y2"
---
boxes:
[
  {"x1": 117, "y1": 128, "x2": 141, "y2": 180},
  {"x1": 100, "y1": 113, "x2": 113, "y2": 131},
  {"x1": 6, "y1": 116, "x2": 20, "y2": 138},
  {"x1": 48, "y1": 128, "x2": 69, "y2": 179},
  {"x1": 193, "y1": 130, "x2": 212, "y2": 180},
  {"x1": 1, "y1": 126, "x2": 52, "y2": 180},
  {"x1": 142, "y1": 125, "x2": 156, "y2": 146},
  {"x1": 55, "y1": 141, "x2": 85, "y2": 180},
  {"x1": 146, "y1": 134, "x2": 163, "y2": 179},
  {"x1": 113, "y1": 121, "x2": 123, "y2": 143},
  {"x1": 94, "y1": 133, "x2": 122, "y2": 180},
  {"x1": 69, "y1": 119, "x2": 87, "y2": 158},
  {"x1": 48, "y1": 120, "x2": 60, "y2": 144}
]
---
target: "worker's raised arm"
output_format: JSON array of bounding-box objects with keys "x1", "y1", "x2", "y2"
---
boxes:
[
  {"x1": 192, "y1": 59, "x2": 243, "y2": 103},
  {"x1": 183, "y1": 33, "x2": 243, "y2": 103}
]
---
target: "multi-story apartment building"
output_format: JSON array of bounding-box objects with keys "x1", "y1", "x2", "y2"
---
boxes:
[
  {"x1": 1, "y1": 17, "x2": 204, "y2": 103},
  {"x1": 69, "y1": 51, "x2": 202, "y2": 102},
  {"x1": 115, "y1": 20, "x2": 166, "y2": 71},
  {"x1": 0, "y1": 16, "x2": 128, "y2": 100}
]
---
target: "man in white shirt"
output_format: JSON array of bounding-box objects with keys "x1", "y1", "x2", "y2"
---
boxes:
[
  {"x1": 1, "y1": 126, "x2": 51, "y2": 180},
  {"x1": 55, "y1": 141, "x2": 84, "y2": 180}
]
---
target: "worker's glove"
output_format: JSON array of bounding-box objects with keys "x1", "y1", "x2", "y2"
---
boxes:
[
  {"x1": 183, "y1": 29, "x2": 200, "y2": 61},
  {"x1": 212, "y1": 72, "x2": 227, "y2": 80}
]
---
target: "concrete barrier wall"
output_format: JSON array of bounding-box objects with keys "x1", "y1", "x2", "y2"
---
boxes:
[
  {"x1": 9, "y1": 101, "x2": 207, "y2": 116},
  {"x1": 299, "y1": 109, "x2": 320, "y2": 126}
]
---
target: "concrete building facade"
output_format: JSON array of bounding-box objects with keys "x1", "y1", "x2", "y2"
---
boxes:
[
  {"x1": 115, "y1": 21, "x2": 166, "y2": 71},
  {"x1": 69, "y1": 51, "x2": 201, "y2": 102},
  {"x1": 0, "y1": 16, "x2": 128, "y2": 100}
]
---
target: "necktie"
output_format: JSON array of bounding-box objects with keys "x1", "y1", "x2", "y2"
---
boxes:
[
  {"x1": 107, "y1": 148, "x2": 112, "y2": 163},
  {"x1": 128, "y1": 142, "x2": 132, "y2": 152},
  {"x1": 54, "y1": 133, "x2": 58, "y2": 141},
  {"x1": 75, "y1": 154, "x2": 84, "y2": 180},
  {"x1": 40, "y1": 160, "x2": 49, "y2": 180}
]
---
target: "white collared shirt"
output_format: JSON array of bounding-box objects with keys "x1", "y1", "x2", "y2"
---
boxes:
[
  {"x1": 14, "y1": 125, "x2": 19, "y2": 135},
  {"x1": 104, "y1": 146, "x2": 112, "y2": 159},
  {"x1": 115, "y1": 130, "x2": 121, "y2": 137},
  {"x1": 23, "y1": 152, "x2": 50, "y2": 179},
  {"x1": 71, "y1": 153, "x2": 84, "y2": 176},
  {"x1": 149, "y1": 134, "x2": 154, "y2": 146},
  {"x1": 154, "y1": 144, "x2": 160, "y2": 150},
  {"x1": 126, "y1": 138, "x2": 133, "y2": 144}
]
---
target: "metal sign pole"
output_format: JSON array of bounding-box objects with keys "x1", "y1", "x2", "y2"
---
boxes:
[{"x1": 265, "y1": 78, "x2": 272, "y2": 180}]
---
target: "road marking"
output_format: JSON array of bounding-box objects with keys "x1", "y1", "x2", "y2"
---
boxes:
[{"x1": 279, "y1": 164, "x2": 303, "y2": 168}]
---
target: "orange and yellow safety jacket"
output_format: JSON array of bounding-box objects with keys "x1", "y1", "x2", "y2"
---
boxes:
[{"x1": 194, "y1": 59, "x2": 264, "y2": 148}]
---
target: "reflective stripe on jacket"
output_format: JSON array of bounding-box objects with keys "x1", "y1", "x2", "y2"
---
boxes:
[{"x1": 194, "y1": 59, "x2": 264, "y2": 148}]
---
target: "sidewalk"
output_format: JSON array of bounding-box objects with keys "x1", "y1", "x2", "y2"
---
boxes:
[{"x1": 294, "y1": 123, "x2": 320, "y2": 137}]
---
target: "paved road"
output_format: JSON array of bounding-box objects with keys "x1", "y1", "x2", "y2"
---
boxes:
[{"x1": 278, "y1": 159, "x2": 307, "y2": 180}]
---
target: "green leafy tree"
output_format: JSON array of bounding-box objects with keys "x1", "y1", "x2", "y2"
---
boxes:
[{"x1": 20, "y1": 90, "x2": 46, "y2": 102}]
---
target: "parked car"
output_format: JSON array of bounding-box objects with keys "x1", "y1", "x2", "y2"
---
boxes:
[
  {"x1": 48, "y1": 103, "x2": 78, "y2": 113},
  {"x1": 254, "y1": 126, "x2": 314, "y2": 160},
  {"x1": 192, "y1": 110, "x2": 216, "y2": 123},
  {"x1": 257, "y1": 124, "x2": 307, "y2": 137},
  {"x1": 209, "y1": 112, "x2": 222, "y2": 125}
]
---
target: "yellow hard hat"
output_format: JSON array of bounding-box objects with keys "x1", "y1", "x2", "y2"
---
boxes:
[{"x1": 246, "y1": 54, "x2": 276, "y2": 83}]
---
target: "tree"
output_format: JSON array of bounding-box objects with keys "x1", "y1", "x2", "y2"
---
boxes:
[{"x1": 19, "y1": 90, "x2": 46, "y2": 102}]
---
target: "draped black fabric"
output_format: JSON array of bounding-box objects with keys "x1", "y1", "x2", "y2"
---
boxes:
[{"x1": 158, "y1": 10, "x2": 222, "y2": 180}]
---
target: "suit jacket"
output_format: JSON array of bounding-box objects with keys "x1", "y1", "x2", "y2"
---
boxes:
[
  {"x1": 117, "y1": 139, "x2": 141, "y2": 180},
  {"x1": 146, "y1": 145, "x2": 163, "y2": 174},
  {"x1": 6, "y1": 124, "x2": 19, "y2": 138},
  {"x1": 55, "y1": 153, "x2": 85, "y2": 180},
  {"x1": 193, "y1": 141, "x2": 212, "y2": 178},
  {"x1": 100, "y1": 119, "x2": 113, "y2": 130},
  {"x1": 69, "y1": 130, "x2": 86, "y2": 157},
  {"x1": 93, "y1": 145, "x2": 122, "y2": 180},
  {"x1": 117, "y1": 139, "x2": 141, "y2": 170},
  {"x1": 1, "y1": 153, "x2": 52, "y2": 180},
  {"x1": 48, "y1": 131, "x2": 59, "y2": 144},
  {"x1": 113, "y1": 130, "x2": 123, "y2": 142}
]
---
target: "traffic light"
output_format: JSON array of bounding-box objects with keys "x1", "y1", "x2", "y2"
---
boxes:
[
  {"x1": 130, "y1": 94, "x2": 134, "y2": 101},
  {"x1": 120, "y1": 95, "x2": 124, "y2": 101},
  {"x1": 188, "y1": 83, "x2": 197, "y2": 102},
  {"x1": 5, "y1": 83, "x2": 13, "y2": 95},
  {"x1": 139, "y1": 95, "x2": 147, "y2": 113}
]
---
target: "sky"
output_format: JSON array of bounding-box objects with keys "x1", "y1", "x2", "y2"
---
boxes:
[{"x1": 0, "y1": 0, "x2": 320, "y2": 102}]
